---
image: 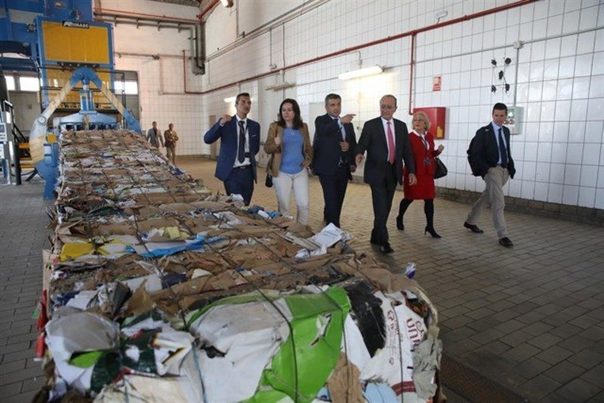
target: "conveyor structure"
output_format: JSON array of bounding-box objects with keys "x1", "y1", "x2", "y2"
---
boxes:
[{"x1": 29, "y1": 66, "x2": 141, "y2": 198}]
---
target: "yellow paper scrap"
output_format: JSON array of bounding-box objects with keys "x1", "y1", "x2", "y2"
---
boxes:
[{"x1": 60, "y1": 242, "x2": 95, "y2": 261}]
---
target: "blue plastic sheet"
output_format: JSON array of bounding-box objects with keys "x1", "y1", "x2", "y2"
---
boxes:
[
  {"x1": 364, "y1": 383, "x2": 398, "y2": 403},
  {"x1": 127, "y1": 235, "x2": 222, "y2": 258}
]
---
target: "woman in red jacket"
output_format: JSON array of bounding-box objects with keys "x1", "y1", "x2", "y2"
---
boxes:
[{"x1": 396, "y1": 111, "x2": 444, "y2": 238}]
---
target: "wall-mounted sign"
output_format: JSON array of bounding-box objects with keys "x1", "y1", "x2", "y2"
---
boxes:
[{"x1": 432, "y1": 76, "x2": 441, "y2": 91}]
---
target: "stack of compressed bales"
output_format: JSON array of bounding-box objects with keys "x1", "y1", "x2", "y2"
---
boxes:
[{"x1": 34, "y1": 130, "x2": 444, "y2": 403}]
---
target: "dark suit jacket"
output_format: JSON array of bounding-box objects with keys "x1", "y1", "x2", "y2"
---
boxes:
[
  {"x1": 312, "y1": 114, "x2": 357, "y2": 179},
  {"x1": 469, "y1": 123, "x2": 516, "y2": 178},
  {"x1": 204, "y1": 116, "x2": 261, "y2": 182},
  {"x1": 356, "y1": 117, "x2": 415, "y2": 185}
]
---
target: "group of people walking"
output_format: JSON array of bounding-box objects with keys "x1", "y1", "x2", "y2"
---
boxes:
[
  {"x1": 201, "y1": 92, "x2": 516, "y2": 253},
  {"x1": 146, "y1": 121, "x2": 179, "y2": 165}
]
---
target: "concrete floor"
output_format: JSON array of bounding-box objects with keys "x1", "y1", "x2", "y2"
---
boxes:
[{"x1": 1, "y1": 157, "x2": 603, "y2": 402}]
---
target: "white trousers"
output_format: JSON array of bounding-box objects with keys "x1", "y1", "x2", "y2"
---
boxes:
[
  {"x1": 466, "y1": 166, "x2": 510, "y2": 238},
  {"x1": 273, "y1": 169, "x2": 309, "y2": 225}
]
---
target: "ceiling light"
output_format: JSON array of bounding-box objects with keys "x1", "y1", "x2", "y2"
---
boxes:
[
  {"x1": 220, "y1": 0, "x2": 234, "y2": 7},
  {"x1": 265, "y1": 82, "x2": 296, "y2": 91},
  {"x1": 338, "y1": 65, "x2": 383, "y2": 80},
  {"x1": 434, "y1": 10, "x2": 448, "y2": 20}
]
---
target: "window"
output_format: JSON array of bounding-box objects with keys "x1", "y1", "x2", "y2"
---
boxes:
[
  {"x1": 19, "y1": 76, "x2": 40, "y2": 92},
  {"x1": 5, "y1": 75, "x2": 15, "y2": 91},
  {"x1": 114, "y1": 80, "x2": 138, "y2": 95}
]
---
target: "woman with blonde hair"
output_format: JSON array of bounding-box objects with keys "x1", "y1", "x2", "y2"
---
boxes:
[
  {"x1": 396, "y1": 111, "x2": 444, "y2": 237},
  {"x1": 264, "y1": 99, "x2": 313, "y2": 225}
]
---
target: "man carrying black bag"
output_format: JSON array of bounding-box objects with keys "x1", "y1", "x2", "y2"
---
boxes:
[{"x1": 464, "y1": 103, "x2": 516, "y2": 248}]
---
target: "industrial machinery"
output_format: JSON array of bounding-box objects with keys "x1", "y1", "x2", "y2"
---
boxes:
[
  {"x1": 30, "y1": 66, "x2": 141, "y2": 199},
  {"x1": 0, "y1": 0, "x2": 142, "y2": 196},
  {"x1": 0, "y1": 111, "x2": 12, "y2": 184}
]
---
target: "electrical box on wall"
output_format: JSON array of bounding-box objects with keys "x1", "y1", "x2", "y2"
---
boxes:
[
  {"x1": 413, "y1": 107, "x2": 446, "y2": 139},
  {"x1": 506, "y1": 106, "x2": 523, "y2": 135}
]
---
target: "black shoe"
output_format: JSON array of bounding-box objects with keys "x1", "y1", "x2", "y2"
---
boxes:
[
  {"x1": 424, "y1": 226, "x2": 441, "y2": 238},
  {"x1": 499, "y1": 237, "x2": 514, "y2": 248},
  {"x1": 464, "y1": 222, "x2": 484, "y2": 233},
  {"x1": 396, "y1": 215, "x2": 404, "y2": 231},
  {"x1": 380, "y1": 243, "x2": 394, "y2": 254}
]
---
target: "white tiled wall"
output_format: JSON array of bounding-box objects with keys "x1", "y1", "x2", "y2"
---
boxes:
[
  {"x1": 112, "y1": 12, "x2": 206, "y2": 157},
  {"x1": 116, "y1": 0, "x2": 603, "y2": 209}
]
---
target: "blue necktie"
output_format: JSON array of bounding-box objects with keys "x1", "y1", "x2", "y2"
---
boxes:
[
  {"x1": 498, "y1": 128, "x2": 508, "y2": 167},
  {"x1": 238, "y1": 120, "x2": 245, "y2": 163}
]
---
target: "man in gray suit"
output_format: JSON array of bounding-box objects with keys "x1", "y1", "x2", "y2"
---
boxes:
[
  {"x1": 355, "y1": 95, "x2": 416, "y2": 254},
  {"x1": 146, "y1": 121, "x2": 164, "y2": 148}
]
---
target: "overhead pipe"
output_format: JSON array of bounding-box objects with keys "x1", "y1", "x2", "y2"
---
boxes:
[
  {"x1": 193, "y1": 23, "x2": 205, "y2": 73},
  {"x1": 206, "y1": 0, "x2": 329, "y2": 62},
  {"x1": 168, "y1": 0, "x2": 537, "y2": 96},
  {"x1": 95, "y1": 17, "x2": 193, "y2": 31},
  {"x1": 197, "y1": 0, "x2": 220, "y2": 22},
  {"x1": 158, "y1": 50, "x2": 207, "y2": 95},
  {"x1": 93, "y1": 7, "x2": 199, "y2": 24},
  {"x1": 409, "y1": 33, "x2": 416, "y2": 115},
  {"x1": 115, "y1": 52, "x2": 182, "y2": 59}
]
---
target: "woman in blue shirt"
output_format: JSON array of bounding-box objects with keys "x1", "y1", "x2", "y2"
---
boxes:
[{"x1": 264, "y1": 99, "x2": 313, "y2": 224}]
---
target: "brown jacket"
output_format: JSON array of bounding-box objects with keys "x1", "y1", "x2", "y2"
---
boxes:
[
  {"x1": 264, "y1": 122, "x2": 313, "y2": 177},
  {"x1": 164, "y1": 130, "x2": 179, "y2": 147}
]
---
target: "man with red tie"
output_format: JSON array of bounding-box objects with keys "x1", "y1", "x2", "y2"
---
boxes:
[{"x1": 355, "y1": 95, "x2": 416, "y2": 254}]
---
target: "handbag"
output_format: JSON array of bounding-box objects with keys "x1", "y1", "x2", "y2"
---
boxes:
[
  {"x1": 433, "y1": 157, "x2": 447, "y2": 179},
  {"x1": 265, "y1": 172, "x2": 273, "y2": 188},
  {"x1": 265, "y1": 156, "x2": 274, "y2": 187}
]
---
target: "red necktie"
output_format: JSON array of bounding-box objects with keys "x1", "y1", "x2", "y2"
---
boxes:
[{"x1": 386, "y1": 121, "x2": 395, "y2": 164}]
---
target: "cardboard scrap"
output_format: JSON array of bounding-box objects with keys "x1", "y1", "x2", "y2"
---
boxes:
[{"x1": 39, "y1": 130, "x2": 442, "y2": 402}]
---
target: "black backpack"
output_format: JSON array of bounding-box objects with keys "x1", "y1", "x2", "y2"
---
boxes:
[{"x1": 467, "y1": 135, "x2": 481, "y2": 176}]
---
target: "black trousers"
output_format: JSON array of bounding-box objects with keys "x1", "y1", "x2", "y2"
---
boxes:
[
  {"x1": 370, "y1": 163, "x2": 398, "y2": 246},
  {"x1": 224, "y1": 165, "x2": 254, "y2": 206},
  {"x1": 319, "y1": 164, "x2": 349, "y2": 227}
]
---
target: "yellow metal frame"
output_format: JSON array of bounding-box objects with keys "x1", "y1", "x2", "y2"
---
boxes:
[{"x1": 41, "y1": 21, "x2": 111, "y2": 64}]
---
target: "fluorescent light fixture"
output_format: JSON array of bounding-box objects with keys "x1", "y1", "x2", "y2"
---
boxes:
[
  {"x1": 265, "y1": 82, "x2": 296, "y2": 91},
  {"x1": 434, "y1": 10, "x2": 448, "y2": 19},
  {"x1": 338, "y1": 65, "x2": 383, "y2": 80}
]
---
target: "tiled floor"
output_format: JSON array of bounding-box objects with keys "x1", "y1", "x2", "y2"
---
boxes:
[
  {"x1": 0, "y1": 180, "x2": 49, "y2": 403},
  {"x1": 1, "y1": 157, "x2": 603, "y2": 402}
]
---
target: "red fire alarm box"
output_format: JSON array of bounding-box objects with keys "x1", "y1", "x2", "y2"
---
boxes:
[{"x1": 412, "y1": 107, "x2": 446, "y2": 139}]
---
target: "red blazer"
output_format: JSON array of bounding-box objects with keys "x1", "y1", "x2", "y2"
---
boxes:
[{"x1": 403, "y1": 131, "x2": 439, "y2": 200}]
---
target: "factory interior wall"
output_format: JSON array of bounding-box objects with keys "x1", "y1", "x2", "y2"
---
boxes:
[
  {"x1": 105, "y1": 0, "x2": 205, "y2": 156},
  {"x1": 113, "y1": 24, "x2": 206, "y2": 156},
  {"x1": 197, "y1": 0, "x2": 604, "y2": 210}
]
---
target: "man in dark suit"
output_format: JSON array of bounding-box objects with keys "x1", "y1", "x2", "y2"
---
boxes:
[
  {"x1": 355, "y1": 95, "x2": 416, "y2": 254},
  {"x1": 312, "y1": 93, "x2": 357, "y2": 228},
  {"x1": 204, "y1": 93, "x2": 260, "y2": 206},
  {"x1": 464, "y1": 102, "x2": 516, "y2": 248}
]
